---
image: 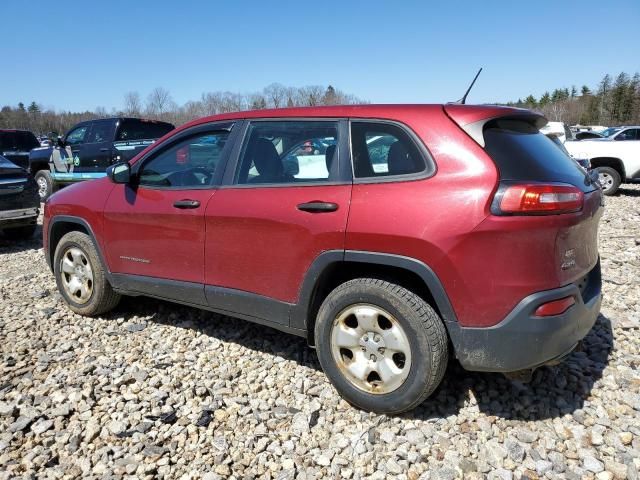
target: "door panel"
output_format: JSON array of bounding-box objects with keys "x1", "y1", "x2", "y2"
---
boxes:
[
  {"x1": 103, "y1": 185, "x2": 215, "y2": 285},
  {"x1": 204, "y1": 185, "x2": 351, "y2": 312}
]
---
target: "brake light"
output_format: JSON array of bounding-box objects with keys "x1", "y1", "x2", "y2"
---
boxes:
[
  {"x1": 493, "y1": 183, "x2": 584, "y2": 215},
  {"x1": 534, "y1": 296, "x2": 575, "y2": 317}
]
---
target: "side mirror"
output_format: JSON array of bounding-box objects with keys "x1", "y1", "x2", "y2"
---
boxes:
[{"x1": 107, "y1": 162, "x2": 131, "y2": 184}]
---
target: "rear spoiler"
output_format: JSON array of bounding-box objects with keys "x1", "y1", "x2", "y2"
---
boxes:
[{"x1": 444, "y1": 105, "x2": 547, "y2": 147}]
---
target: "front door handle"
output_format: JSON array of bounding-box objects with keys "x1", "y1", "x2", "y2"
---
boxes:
[
  {"x1": 99, "y1": 148, "x2": 110, "y2": 152},
  {"x1": 173, "y1": 199, "x2": 201, "y2": 209},
  {"x1": 297, "y1": 201, "x2": 339, "y2": 213}
]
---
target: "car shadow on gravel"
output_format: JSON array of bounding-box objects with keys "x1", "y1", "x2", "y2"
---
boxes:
[
  {"x1": 409, "y1": 314, "x2": 613, "y2": 422},
  {"x1": 114, "y1": 297, "x2": 613, "y2": 421},
  {"x1": 616, "y1": 187, "x2": 640, "y2": 197},
  {"x1": 0, "y1": 224, "x2": 43, "y2": 254}
]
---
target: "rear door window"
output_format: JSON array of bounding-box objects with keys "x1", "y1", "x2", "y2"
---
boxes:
[
  {"x1": 350, "y1": 122, "x2": 426, "y2": 178},
  {"x1": 86, "y1": 121, "x2": 114, "y2": 143},
  {"x1": 483, "y1": 119, "x2": 593, "y2": 192},
  {"x1": 235, "y1": 121, "x2": 339, "y2": 185},
  {"x1": 116, "y1": 120, "x2": 174, "y2": 141}
]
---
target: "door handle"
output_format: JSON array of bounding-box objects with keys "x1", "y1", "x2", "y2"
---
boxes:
[
  {"x1": 297, "y1": 201, "x2": 339, "y2": 213},
  {"x1": 99, "y1": 148, "x2": 110, "y2": 152},
  {"x1": 173, "y1": 199, "x2": 201, "y2": 209}
]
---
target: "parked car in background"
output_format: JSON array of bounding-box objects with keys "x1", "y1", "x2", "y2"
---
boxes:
[
  {"x1": 539, "y1": 121, "x2": 573, "y2": 143},
  {"x1": 0, "y1": 129, "x2": 40, "y2": 170},
  {"x1": 44, "y1": 104, "x2": 603, "y2": 413},
  {"x1": 0, "y1": 155, "x2": 39, "y2": 239},
  {"x1": 29, "y1": 118, "x2": 174, "y2": 200},
  {"x1": 565, "y1": 126, "x2": 640, "y2": 194}
]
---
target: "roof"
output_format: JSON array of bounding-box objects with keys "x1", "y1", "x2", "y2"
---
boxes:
[{"x1": 176, "y1": 103, "x2": 528, "y2": 133}]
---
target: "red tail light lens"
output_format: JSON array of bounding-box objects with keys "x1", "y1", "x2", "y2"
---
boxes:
[
  {"x1": 494, "y1": 183, "x2": 584, "y2": 215},
  {"x1": 534, "y1": 296, "x2": 575, "y2": 317}
]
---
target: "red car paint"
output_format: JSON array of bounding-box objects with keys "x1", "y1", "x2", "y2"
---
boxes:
[{"x1": 44, "y1": 104, "x2": 602, "y2": 331}]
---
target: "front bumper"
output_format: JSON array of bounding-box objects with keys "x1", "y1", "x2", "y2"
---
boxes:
[{"x1": 449, "y1": 261, "x2": 602, "y2": 372}]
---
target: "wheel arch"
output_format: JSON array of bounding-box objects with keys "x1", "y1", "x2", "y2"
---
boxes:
[
  {"x1": 590, "y1": 157, "x2": 626, "y2": 179},
  {"x1": 47, "y1": 216, "x2": 110, "y2": 276},
  {"x1": 294, "y1": 250, "x2": 460, "y2": 346}
]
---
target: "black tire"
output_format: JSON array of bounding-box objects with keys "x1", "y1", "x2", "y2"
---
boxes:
[
  {"x1": 53, "y1": 231, "x2": 120, "y2": 316},
  {"x1": 35, "y1": 170, "x2": 54, "y2": 201},
  {"x1": 3, "y1": 225, "x2": 36, "y2": 240},
  {"x1": 596, "y1": 166, "x2": 621, "y2": 195},
  {"x1": 315, "y1": 278, "x2": 448, "y2": 414}
]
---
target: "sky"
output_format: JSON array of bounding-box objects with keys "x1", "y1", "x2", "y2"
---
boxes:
[{"x1": 2, "y1": 0, "x2": 639, "y2": 112}]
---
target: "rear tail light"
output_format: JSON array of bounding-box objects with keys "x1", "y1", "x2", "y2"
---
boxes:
[
  {"x1": 492, "y1": 183, "x2": 584, "y2": 215},
  {"x1": 534, "y1": 296, "x2": 575, "y2": 317}
]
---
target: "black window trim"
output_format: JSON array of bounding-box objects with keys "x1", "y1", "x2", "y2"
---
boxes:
[
  {"x1": 220, "y1": 117, "x2": 352, "y2": 189},
  {"x1": 348, "y1": 118, "x2": 436, "y2": 184},
  {"x1": 130, "y1": 121, "x2": 237, "y2": 191}
]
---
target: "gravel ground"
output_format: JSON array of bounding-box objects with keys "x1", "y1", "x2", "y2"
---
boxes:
[{"x1": 1, "y1": 186, "x2": 639, "y2": 480}]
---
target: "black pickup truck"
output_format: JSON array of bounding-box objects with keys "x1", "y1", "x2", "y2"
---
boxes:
[{"x1": 29, "y1": 117, "x2": 174, "y2": 200}]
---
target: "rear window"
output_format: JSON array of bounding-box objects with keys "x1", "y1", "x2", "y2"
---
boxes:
[
  {"x1": 115, "y1": 120, "x2": 174, "y2": 142},
  {"x1": 483, "y1": 119, "x2": 592, "y2": 192},
  {"x1": 0, "y1": 131, "x2": 40, "y2": 151}
]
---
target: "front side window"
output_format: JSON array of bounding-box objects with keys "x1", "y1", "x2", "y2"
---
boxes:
[
  {"x1": 350, "y1": 122, "x2": 426, "y2": 178},
  {"x1": 235, "y1": 121, "x2": 339, "y2": 185},
  {"x1": 138, "y1": 130, "x2": 230, "y2": 188},
  {"x1": 65, "y1": 126, "x2": 89, "y2": 145}
]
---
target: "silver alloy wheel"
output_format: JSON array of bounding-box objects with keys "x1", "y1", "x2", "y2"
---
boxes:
[
  {"x1": 59, "y1": 247, "x2": 94, "y2": 304},
  {"x1": 36, "y1": 176, "x2": 48, "y2": 199},
  {"x1": 598, "y1": 171, "x2": 614, "y2": 191},
  {"x1": 330, "y1": 304, "x2": 412, "y2": 394}
]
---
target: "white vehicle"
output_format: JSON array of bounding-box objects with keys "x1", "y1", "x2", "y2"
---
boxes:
[
  {"x1": 565, "y1": 126, "x2": 640, "y2": 195},
  {"x1": 540, "y1": 121, "x2": 574, "y2": 143}
]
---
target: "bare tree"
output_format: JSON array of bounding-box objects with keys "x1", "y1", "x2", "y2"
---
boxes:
[
  {"x1": 146, "y1": 87, "x2": 173, "y2": 118},
  {"x1": 123, "y1": 91, "x2": 142, "y2": 116},
  {"x1": 263, "y1": 83, "x2": 287, "y2": 108}
]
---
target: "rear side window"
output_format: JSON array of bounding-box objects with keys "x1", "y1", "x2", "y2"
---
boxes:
[
  {"x1": 350, "y1": 122, "x2": 426, "y2": 178},
  {"x1": 86, "y1": 121, "x2": 114, "y2": 143},
  {"x1": 116, "y1": 120, "x2": 174, "y2": 141},
  {"x1": 483, "y1": 119, "x2": 591, "y2": 191}
]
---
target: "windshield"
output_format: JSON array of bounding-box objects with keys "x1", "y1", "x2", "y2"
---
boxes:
[
  {"x1": 484, "y1": 118, "x2": 593, "y2": 192},
  {"x1": 600, "y1": 127, "x2": 621, "y2": 137}
]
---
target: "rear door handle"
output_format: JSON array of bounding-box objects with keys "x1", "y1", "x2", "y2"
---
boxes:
[
  {"x1": 99, "y1": 148, "x2": 110, "y2": 152},
  {"x1": 173, "y1": 199, "x2": 201, "y2": 209},
  {"x1": 297, "y1": 201, "x2": 339, "y2": 213}
]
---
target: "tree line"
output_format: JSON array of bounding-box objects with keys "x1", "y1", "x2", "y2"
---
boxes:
[
  {"x1": 507, "y1": 71, "x2": 640, "y2": 126},
  {"x1": 0, "y1": 84, "x2": 365, "y2": 136}
]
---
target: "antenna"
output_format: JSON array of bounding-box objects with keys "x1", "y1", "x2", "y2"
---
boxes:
[{"x1": 454, "y1": 67, "x2": 483, "y2": 105}]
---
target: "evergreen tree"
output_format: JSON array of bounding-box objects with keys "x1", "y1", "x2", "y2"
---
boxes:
[
  {"x1": 581, "y1": 85, "x2": 591, "y2": 96},
  {"x1": 539, "y1": 92, "x2": 551, "y2": 107},
  {"x1": 28, "y1": 101, "x2": 40, "y2": 114}
]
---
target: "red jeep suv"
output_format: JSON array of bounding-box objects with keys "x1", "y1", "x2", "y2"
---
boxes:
[{"x1": 43, "y1": 105, "x2": 603, "y2": 413}]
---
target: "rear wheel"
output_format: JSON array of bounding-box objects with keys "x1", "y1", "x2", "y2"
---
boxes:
[
  {"x1": 315, "y1": 278, "x2": 448, "y2": 414},
  {"x1": 596, "y1": 166, "x2": 621, "y2": 195},
  {"x1": 35, "y1": 170, "x2": 55, "y2": 201},
  {"x1": 54, "y1": 231, "x2": 120, "y2": 316}
]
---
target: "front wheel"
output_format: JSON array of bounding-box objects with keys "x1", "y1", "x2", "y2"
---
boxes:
[
  {"x1": 54, "y1": 231, "x2": 120, "y2": 316},
  {"x1": 596, "y1": 166, "x2": 621, "y2": 195},
  {"x1": 315, "y1": 278, "x2": 448, "y2": 414},
  {"x1": 35, "y1": 170, "x2": 55, "y2": 201}
]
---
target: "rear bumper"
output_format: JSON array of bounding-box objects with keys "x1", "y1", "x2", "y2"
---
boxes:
[{"x1": 449, "y1": 260, "x2": 601, "y2": 372}]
